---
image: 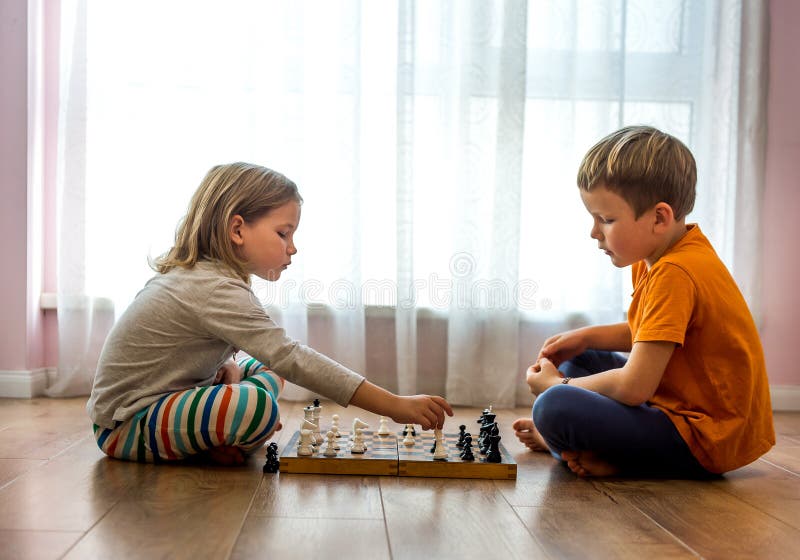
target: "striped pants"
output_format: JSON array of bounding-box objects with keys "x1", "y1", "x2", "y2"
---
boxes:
[{"x1": 93, "y1": 358, "x2": 283, "y2": 463}]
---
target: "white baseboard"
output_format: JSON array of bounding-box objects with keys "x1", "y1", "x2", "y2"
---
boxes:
[
  {"x1": 771, "y1": 385, "x2": 800, "y2": 412},
  {"x1": 0, "y1": 368, "x2": 52, "y2": 398}
]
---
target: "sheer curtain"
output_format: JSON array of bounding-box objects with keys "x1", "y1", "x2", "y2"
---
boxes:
[{"x1": 50, "y1": 0, "x2": 768, "y2": 404}]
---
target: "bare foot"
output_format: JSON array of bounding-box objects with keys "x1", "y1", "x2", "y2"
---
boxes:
[
  {"x1": 561, "y1": 450, "x2": 620, "y2": 477},
  {"x1": 512, "y1": 417, "x2": 550, "y2": 452},
  {"x1": 205, "y1": 445, "x2": 246, "y2": 466}
]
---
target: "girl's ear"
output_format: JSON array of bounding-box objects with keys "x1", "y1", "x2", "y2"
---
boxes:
[
  {"x1": 229, "y1": 215, "x2": 246, "y2": 246},
  {"x1": 653, "y1": 202, "x2": 675, "y2": 231}
]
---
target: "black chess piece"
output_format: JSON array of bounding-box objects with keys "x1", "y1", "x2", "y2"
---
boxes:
[
  {"x1": 263, "y1": 442, "x2": 280, "y2": 473},
  {"x1": 456, "y1": 424, "x2": 467, "y2": 448},
  {"x1": 481, "y1": 423, "x2": 499, "y2": 454},
  {"x1": 485, "y1": 432, "x2": 502, "y2": 463},
  {"x1": 477, "y1": 408, "x2": 489, "y2": 425},
  {"x1": 313, "y1": 398, "x2": 320, "y2": 407},
  {"x1": 460, "y1": 435, "x2": 475, "y2": 461},
  {"x1": 479, "y1": 413, "x2": 496, "y2": 443}
]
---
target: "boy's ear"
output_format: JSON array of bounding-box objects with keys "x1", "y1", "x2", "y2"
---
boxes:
[
  {"x1": 653, "y1": 202, "x2": 675, "y2": 231},
  {"x1": 229, "y1": 215, "x2": 245, "y2": 246}
]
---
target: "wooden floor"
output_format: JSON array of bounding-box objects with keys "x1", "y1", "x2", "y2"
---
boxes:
[{"x1": 0, "y1": 398, "x2": 799, "y2": 560}]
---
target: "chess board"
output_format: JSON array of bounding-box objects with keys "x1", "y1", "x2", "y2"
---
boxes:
[{"x1": 279, "y1": 430, "x2": 517, "y2": 480}]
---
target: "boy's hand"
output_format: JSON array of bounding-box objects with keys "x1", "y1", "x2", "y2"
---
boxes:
[
  {"x1": 214, "y1": 360, "x2": 243, "y2": 385},
  {"x1": 537, "y1": 329, "x2": 588, "y2": 366},
  {"x1": 390, "y1": 395, "x2": 454, "y2": 430},
  {"x1": 526, "y1": 357, "x2": 563, "y2": 396}
]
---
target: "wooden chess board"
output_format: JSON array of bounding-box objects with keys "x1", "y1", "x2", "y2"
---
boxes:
[{"x1": 279, "y1": 430, "x2": 517, "y2": 480}]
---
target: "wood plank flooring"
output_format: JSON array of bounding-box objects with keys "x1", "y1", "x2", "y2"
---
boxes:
[{"x1": 0, "y1": 397, "x2": 798, "y2": 559}]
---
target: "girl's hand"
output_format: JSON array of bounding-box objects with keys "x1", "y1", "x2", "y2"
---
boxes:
[
  {"x1": 526, "y1": 357, "x2": 563, "y2": 396},
  {"x1": 537, "y1": 329, "x2": 588, "y2": 367},
  {"x1": 214, "y1": 360, "x2": 243, "y2": 385},
  {"x1": 390, "y1": 395, "x2": 454, "y2": 430}
]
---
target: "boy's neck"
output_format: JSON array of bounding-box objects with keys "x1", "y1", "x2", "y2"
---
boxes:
[{"x1": 645, "y1": 221, "x2": 689, "y2": 268}]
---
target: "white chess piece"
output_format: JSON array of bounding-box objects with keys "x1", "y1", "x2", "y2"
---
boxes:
[
  {"x1": 300, "y1": 419, "x2": 319, "y2": 453},
  {"x1": 323, "y1": 430, "x2": 338, "y2": 457},
  {"x1": 297, "y1": 429, "x2": 314, "y2": 456},
  {"x1": 433, "y1": 428, "x2": 448, "y2": 460},
  {"x1": 402, "y1": 424, "x2": 415, "y2": 446},
  {"x1": 377, "y1": 416, "x2": 391, "y2": 436},
  {"x1": 331, "y1": 414, "x2": 341, "y2": 438},
  {"x1": 350, "y1": 428, "x2": 367, "y2": 454},
  {"x1": 351, "y1": 418, "x2": 369, "y2": 445},
  {"x1": 312, "y1": 401, "x2": 322, "y2": 441}
]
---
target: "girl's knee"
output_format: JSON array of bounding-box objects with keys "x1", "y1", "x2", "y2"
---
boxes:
[
  {"x1": 232, "y1": 384, "x2": 281, "y2": 445},
  {"x1": 237, "y1": 357, "x2": 285, "y2": 399}
]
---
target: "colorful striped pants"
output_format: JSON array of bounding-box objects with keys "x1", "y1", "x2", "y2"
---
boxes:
[{"x1": 93, "y1": 358, "x2": 283, "y2": 463}]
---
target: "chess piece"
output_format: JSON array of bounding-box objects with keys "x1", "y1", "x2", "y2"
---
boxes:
[
  {"x1": 351, "y1": 418, "x2": 369, "y2": 448},
  {"x1": 402, "y1": 424, "x2": 415, "y2": 446},
  {"x1": 311, "y1": 401, "x2": 323, "y2": 445},
  {"x1": 481, "y1": 423, "x2": 498, "y2": 455},
  {"x1": 377, "y1": 417, "x2": 391, "y2": 436},
  {"x1": 432, "y1": 429, "x2": 448, "y2": 460},
  {"x1": 402, "y1": 424, "x2": 417, "y2": 436},
  {"x1": 331, "y1": 414, "x2": 341, "y2": 438},
  {"x1": 485, "y1": 432, "x2": 502, "y2": 463},
  {"x1": 323, "y1": 430, "x2": 338, "y2": 457},
  {"x1": 460, "y1": 434, "x2": 475, "y2": 461},
  {"x1": 350, "y1": 428, "x2": 367, "y2": 454},
  {"x1": 297, "y1": 429, "x2": 314, "y2": 456},
  {"x1": 456, "y1": 424, "x2": 467, "y2": 448},
  {"x1": 263, "y1": 442, "x2": 280, "y2": 473}
]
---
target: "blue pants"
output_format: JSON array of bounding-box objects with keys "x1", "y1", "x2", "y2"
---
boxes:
[{"x1": 532, "y1": 350, "x2": 713, "y2": 477}]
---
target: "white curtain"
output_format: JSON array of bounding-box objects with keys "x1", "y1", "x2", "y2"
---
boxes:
[{"x1": 50, "y1": 0, "x2": 768, "y2": 404}]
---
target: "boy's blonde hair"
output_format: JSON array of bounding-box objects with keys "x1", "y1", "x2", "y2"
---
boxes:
[
  {"x1": 577, "y1": 125, "x2": 696, "y2": 219},
  {"x1": 153, "y1": 162, "x2": 302, "y2": 283}
]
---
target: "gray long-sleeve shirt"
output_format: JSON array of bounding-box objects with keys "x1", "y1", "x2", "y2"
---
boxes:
[{"x1": 86, "y1": 260, "x2": 364, "y2": 428}]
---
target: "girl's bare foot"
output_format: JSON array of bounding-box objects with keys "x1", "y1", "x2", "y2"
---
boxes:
[
  {"x1": 205, "y1": 445, "x2": 246, "y2": 466},
  {"x1": 512, "y1": 417, "x2": 550, "y2": 452},
  {"x1": 561, "y1": 450, "x2": 619, "y2": 477}
]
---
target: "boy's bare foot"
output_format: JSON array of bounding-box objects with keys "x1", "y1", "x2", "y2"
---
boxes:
[
  {"x1": 205, "y1": 445, "x2": 246, "y2": 466},
  {"x1": 512, "y1": 417, "x2": 550, "y2": 452},
  {"x1": 561, "y1": 450, "x2": 619, "y2": 477}
]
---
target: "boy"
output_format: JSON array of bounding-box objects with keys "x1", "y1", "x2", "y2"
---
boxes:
[{"x1": 513, "y1": 126, "x2": 774, "y2": 477}]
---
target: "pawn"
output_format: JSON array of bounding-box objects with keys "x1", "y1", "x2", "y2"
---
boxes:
[
  {"x1": 377, "y1": 416, "x2": 391, "y2": 436},
  {"x1": 350, "y1": 427, "x2": 367, "y2": 454},
  {"x1": 456, "y1": 424, "x2": 467, "y2": 448},
  {"x1": 402, "y1": 424, "x2": 415, "y2": 446},
  {"x1": 460, "y1": 435, "x2": 475, "y2": 461},
  {"x1": 263, "y1": 442, "x2": 280, "y2": 473},
  {"x1": 323, "y1": 430, "x2": 338, "y2": 457},
  {"x1": 330, "y1": 414, "x2": 341, "y2": 438}
]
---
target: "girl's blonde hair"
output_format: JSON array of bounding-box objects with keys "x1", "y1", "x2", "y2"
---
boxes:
[{"x1": 152, "y1": 162, "x2": 302, "y2": 283}]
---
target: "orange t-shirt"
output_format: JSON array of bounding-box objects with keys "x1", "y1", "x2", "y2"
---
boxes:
[{"x1": 628, "y1": 224, "x2": 774, "y2": 473}]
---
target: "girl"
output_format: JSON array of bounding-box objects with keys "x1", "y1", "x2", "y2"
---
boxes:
[{"x1": 87, "y1": 162, "x2": 453, "y2": 465}]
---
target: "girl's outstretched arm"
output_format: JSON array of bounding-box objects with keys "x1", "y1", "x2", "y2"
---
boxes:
[{"x1": 348, "y1": 380, "x2": 454, "y2": 430}]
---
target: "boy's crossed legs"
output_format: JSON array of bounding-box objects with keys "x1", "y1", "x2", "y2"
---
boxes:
[{"x1": 515, "y1": 350, "x2": 710, "y2": 478}]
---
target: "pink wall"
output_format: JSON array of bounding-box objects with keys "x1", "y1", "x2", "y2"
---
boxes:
[
  {"x1": 762, "y1": 0, "x2": 800, "y2": 385},
  {"x1": 0, "y1": 0, "x2": 35, "y2": 371}
]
